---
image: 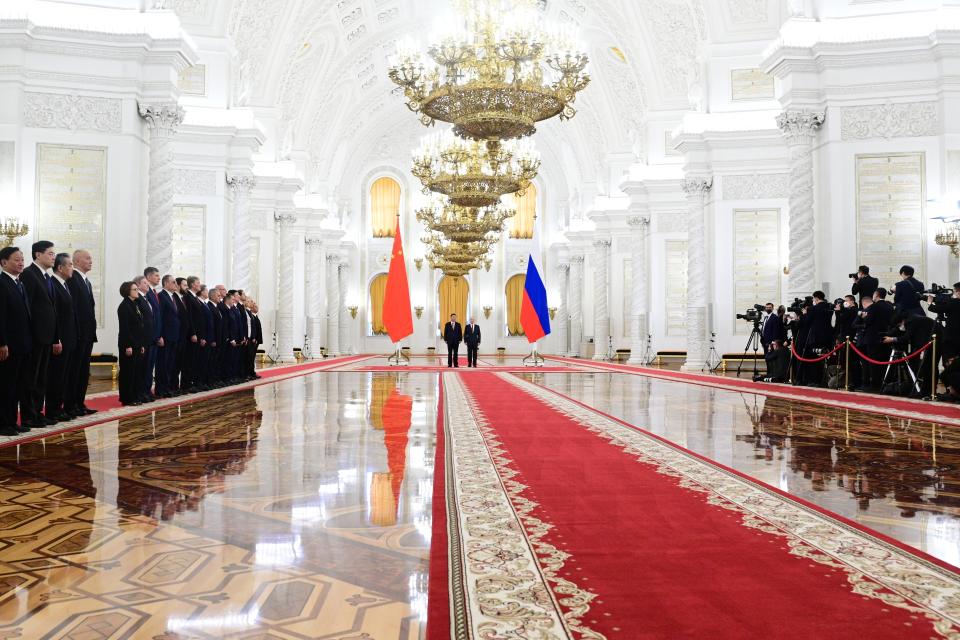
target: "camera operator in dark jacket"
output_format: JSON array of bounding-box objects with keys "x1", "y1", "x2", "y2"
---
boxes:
[
  {"x1": 928, "y1": 282, "x2": 960, "y2": 358},
  {"x1": 894, "y1": 265, "x2": 925, "y2": 317},
  {"x1": 883, "y1": 313, "x2": 938, "y2": 397},
  {"x1": 856, "y1": 290, "x2": 895, "y2": 392},
  {"x1": 835, "y1": 295, "x2": 858, "y2": 342},
  {"x1": 799, "y1": 291, "x2": 834, "y2": 387},
  {"x1": 851, "y1": 266, "x2": 878, "y2": 304}
]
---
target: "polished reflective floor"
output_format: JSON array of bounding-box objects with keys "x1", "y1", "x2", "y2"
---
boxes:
[
  {"x1": 0, "y1": 371, "x2": 435, "y2": 639},
  {"x1": 0, "y1": 364, "x2": 956, "y2": 638},
  {"x1": 519, "y1": 371, "x2": 960, "y2": 566}
]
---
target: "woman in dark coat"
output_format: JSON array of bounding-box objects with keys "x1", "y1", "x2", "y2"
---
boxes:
[{"x1": 117, "y1": 281, "x2": 146, "y2": 406}]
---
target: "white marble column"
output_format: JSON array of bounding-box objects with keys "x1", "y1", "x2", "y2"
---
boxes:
[
  {"x1": 227, "y1": 175, "x2": 255, "y2": 291},
  {"x1": 592, "y1": 238, "x2": 611, "y2": 360},
  {"x1": 555, "y1": 263, "x2": 570, "y2": 356},
  {"x1": 777, "y1": 109, "x2": 825, "y2": 299},
  {"x1": 326, "y1": 254, "x2": 341, "y2": 357},
  {"x1": 304, "y1": 237, "x2": 324, "y2": 358},
  {"x1": 627, "y1": 215, "x2": 651, "y2": 364},
  {"x1": 568, "y1": 255, "x2": 584, "y2": 357},
  {"x1": 338, "y1": 261, "x2": 352, "y2": 355},
  {"x1": 681, "y1": 177, "x2": 713, "y2": 371},
  {"x1": 138, "y1": 102, "x2": 184, "y2": 271},
  {"x1": 274, "y1": 211, "x2": 298, "y2": 362}
]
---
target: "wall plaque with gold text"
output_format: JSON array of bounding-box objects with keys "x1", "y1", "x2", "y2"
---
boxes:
[
  {"x1": 734, "y1": 209, "x2": 781, "y2": 334},
  {"x1": 665, "y1": 240, "x2": 688, "y2": 336},
  {"x1": 35, "y1": 144, "x2": 106, "y2": 327}
]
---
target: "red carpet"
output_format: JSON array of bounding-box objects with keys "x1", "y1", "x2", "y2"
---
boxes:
[
  {"x1": 428, "y1": 372, "x2": 959, "y2": 639},
  {"x1": 549, "y1": 356, "x2": 960, "y2": 425}
]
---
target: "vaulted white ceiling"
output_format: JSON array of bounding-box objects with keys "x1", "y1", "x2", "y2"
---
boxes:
[{"x1": 172, "y1": 0, "x2": 785, "y2": 196}]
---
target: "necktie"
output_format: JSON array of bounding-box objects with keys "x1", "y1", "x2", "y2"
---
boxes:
[
  {"x1": 61, "y1": 280, "x2": 71, "y2": 299},
  {"x1": 45, "y1": 273, "x2": 53, "y2": 299},
  {"x1": 15, "y1": 278, "x2": 29, "y2": 309}
]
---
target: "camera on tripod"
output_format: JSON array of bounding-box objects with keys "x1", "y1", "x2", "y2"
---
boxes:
[
  {"x1": 921, "y1": 283, "x2": 951, "y2": 303},
  {"x1": 787, "y1": 296, "x2": 812, "y2": 314},
  {"x1": 736, "y1": 304, "x2": 765, "y2": 324}
]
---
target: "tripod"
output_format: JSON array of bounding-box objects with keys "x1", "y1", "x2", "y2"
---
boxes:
[
  {"x1": 736, "y1": 320, "x2": 763, "y2": 379},
  {"x1": 703, "y1": 332, "x2": 722, "y2": 373},
  {"x1": 639, "y1": 333, "x2": 655, "y2": 365},
  {"x1": 882, "y1": 349, "x2": 921, "y2": 395}
]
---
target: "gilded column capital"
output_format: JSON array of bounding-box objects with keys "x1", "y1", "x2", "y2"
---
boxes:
[{"x1": 776, "y1": 109, "x2": 825, "y2": 146}]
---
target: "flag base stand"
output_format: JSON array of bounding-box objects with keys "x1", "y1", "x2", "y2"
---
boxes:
[
  {"x1": 387, "y1": 345, "x2": 410, "y2": 366},
  {"x1": 522, "y1": 347, "x2": 544, "y2": 367}
]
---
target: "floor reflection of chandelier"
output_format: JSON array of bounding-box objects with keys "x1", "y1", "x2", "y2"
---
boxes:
[
  {"x1": 412, "y1": 129, "x2": 539, "y2": 208},
  {"x1": 416, "y1": 198, "x2": 514, "y2": 245},
  {"x1": 388, "y1": 0, "x2": 590, "y2": 143}
]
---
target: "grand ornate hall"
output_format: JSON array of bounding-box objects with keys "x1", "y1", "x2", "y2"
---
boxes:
[{"x1": 0, "y1": 0, "x2": 959, "y2": 638}]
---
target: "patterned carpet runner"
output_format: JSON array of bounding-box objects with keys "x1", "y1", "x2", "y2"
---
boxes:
[{"x1": 428, "y1": 371, "x2": 960, "y2": 639}]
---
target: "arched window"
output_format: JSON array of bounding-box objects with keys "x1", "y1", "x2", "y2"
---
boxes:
[
  {"x1": 369, "y1": 273, "x2": 388, "y2": 335},
  {"x1": 504, "y1": 183, "x2": 536, "y2": 239},
  {"x1": 505, "y1": 274, "x2": 525, "y2": 336},
  {"x1": 438, "y1": 275, "x2": 469, "y2": 332},
  {"x1": 370, "y1": 177, "x2": 401, "y2": 238}
]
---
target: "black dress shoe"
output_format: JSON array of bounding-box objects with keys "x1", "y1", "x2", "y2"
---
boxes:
[
  {"x1": 0, "y1": 426, "x2": 20, "y2": 436},
  {"x1": 41, "y1": 416, "x2": 58, "y2": 425},
  {"x1": 82, "y1": 407, "x2": 97, "y2": 415}
]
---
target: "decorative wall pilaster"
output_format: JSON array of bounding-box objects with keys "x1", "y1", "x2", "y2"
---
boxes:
[
  {"x1": 627, "y1": 215, "x2": 650, "y2": 364},
  {"x1": 227, "y1": 175, "x2": 255, "y2": 291},
  {"x1": 138, "y1": 102, "x2": 184, "y2": 271},
  {"x1": 326, "y1": 254, "x2": 341, "y2": 356},
  {"x1": 592, "y1": 238, "x2": 611, "y2": 360},
  {"x1": 568, "y1": 255, "x2": 584, "y2": 357},
  {"x1": 776, "y1": 109, "x2": 825, "y2": 299},
  {"x1": 681, "y1": 177, "x2": 713, "y2": 371},
  {"x1": 274, "y1": 211, "x2": 298, "y2": 362},
  {"x1": 338, "y1": 262, "x2": 352, "y2": 355},
  {"x1": 304, "y1": 237, "x2": 325, "y2": 358},
  {"x1": 555, "y1": 263, "x2": 570, "y2": 356}
]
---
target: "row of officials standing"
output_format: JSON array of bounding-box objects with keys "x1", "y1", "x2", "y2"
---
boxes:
[{"x1": 0, "y1": 241, "x2": 264, "y2": 436}]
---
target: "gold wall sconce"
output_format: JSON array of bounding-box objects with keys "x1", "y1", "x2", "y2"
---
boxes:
[
  {"x1": 414, "y1": 305, "x2": 424, "y2": 319},
  {"x1": 414, "y1": 257, "x2": 423, "y2": 271},
  {"x1": 549, "y1": 307, "x2": 557, "y2": 320},
  {"x1": 1, "y1": 218, "x2": 28, "y2": 250},
  {"x1": 347, "y1": 305, "x2": 358, "y2": 319},
  {"x1": 483, "y1": 305, "x2": 492, "y2": 319}
]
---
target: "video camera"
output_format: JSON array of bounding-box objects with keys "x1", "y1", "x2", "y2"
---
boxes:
[
  {"x1": 921, "y1": 283, "x2": 952, "y2": 303},
  {"x1": 736, "y1": 304, "x2": 765, "y2": 324},
  {"x1": 848, "y1": 273, "x2": 859, "y2": 279},
  {"x1": 787, "y1": 296, "x2": 812, "y2": 314}
]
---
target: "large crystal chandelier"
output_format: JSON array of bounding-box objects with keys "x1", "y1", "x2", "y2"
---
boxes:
[
  {"x1": 416, "y1": 197, "x2": 515, "y2": 245},
  {"x1": 411, "y1": 129, "x2": 540, "y2": 208},
  {"x1": 388, "y1": 0, "x2": 590, "y2": 143}
]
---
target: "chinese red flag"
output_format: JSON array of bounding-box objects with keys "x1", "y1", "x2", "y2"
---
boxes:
[{"x1": 382, "y1": 219, "x2": 414, "y2": 343}]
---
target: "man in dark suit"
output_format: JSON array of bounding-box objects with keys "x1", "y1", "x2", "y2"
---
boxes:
[
  {"x1": 206, "y1": 288, "x2": 224, "y2": 387},
  {"x1": 893, "y1": 265, "x2": 925, "y2": 317},
  {"x1": 142, "y1": 267, "x2": 164, "y2": 397},
  {"x1": 47, "y1": 253, "x2": 78, "y2": 420},
  {"x1": 19, "y1": 240, "x2": 60, "y2": 427},
  {"x1": 0, "y1": 247, "x2": 32, "y2": 435},
  {"x1": 197, "y1": 285, "x2": 215, "y2": 388},
  {"x1": 464, "y1": 317, "x2": 481, "y2": 367},
  {"x1": 760, "y1": 303, "x2": 782, "y2": 355},
  {"x1": 156, "y1": 275, "x2": 181, "y2": 397},
  {"x1": 173, "y1": 277, "x2": 191, "y2": 392},
  {"x1": 857, "y1": 289, "x2": 896, "y2": 392},
  {"x1": 183, "y1": 276, "x2": 207, "y2": 391},
  {"x1": 246, "y1": 301, "x2": 263, "y2": 379},
  {"x1": 134, "y1": 275, "x2": 159, "y2": 402},
  {"x1": 443, "y1": 313, "x2": 463, "y2": 368},
  {"x1": 221, "y1": 291, "x2": 243, "y2": 382},
  {"x1": 66, "y1": 249, "x2": 97, "y2": 416},
  {"x1": 851, "y1": 265, "x2": 878, "y2": 305},
  {"x1": 801, "y1": 291, "x2": 835, "y2": 387}
]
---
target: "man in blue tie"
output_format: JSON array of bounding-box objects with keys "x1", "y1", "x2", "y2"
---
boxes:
[
  {"x1": 46, "y1": 253, "x2": 78, "y2": 421},
  {"x1": 19, "y1": 240, "x2": 60, "y2": 427},
  {"x1": 66, "y1": 249, "x2": 98, "y2": 416},
  {"x1": 0, "y1": 246, "x2": 32, "y2": 435}
]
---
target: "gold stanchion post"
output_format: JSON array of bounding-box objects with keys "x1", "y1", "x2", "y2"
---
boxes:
[
  {"x1": 931, "y1": 335, "x2": 937, "y2": 402},
  {"x1": 845, "y1": 338, "x2": 851, "y2": 392}
]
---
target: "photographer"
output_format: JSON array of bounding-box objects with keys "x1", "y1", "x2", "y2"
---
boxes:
[
  {"x1": 882, "y1": 313, "x2": 938, "y2": 397},
  {"x1": 894, "y1": 265, "x2": 925, "y2": 317},
  {"x1": 799, "y1": 291, "x2": 834, "y2": 387},
  {"x1": 834, "y1": 295, "x2": 858, "y2": 342},
  {"x1": 856, "y1": 289, "x2": 895, "y2": 393},
  {"x1": 927, "y1": 282, "x2": 960, "y2": 358},
  {"x1": 851, "y1": 266, "x2": 878, "y2": 304}
]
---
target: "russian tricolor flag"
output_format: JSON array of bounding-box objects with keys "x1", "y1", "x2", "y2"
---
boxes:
[{"x1": 519, "y1": 219, "x2": 551, "y2": 343}]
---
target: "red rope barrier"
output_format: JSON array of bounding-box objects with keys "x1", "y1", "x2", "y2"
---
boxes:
[
  {"x1": 789, "y1": 341, "x2": 845, "y2": 363},
  {"x1": 848, "y1": 341, "x2": 931, "y2": 366}
]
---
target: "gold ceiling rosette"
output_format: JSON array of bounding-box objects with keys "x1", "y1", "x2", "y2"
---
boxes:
[
  {"x1": 388, "y1": 0, "x2": 590, "y2": 144},
  {"x1": 411, "y1": 129, "x2": 540, "y2": 208}
]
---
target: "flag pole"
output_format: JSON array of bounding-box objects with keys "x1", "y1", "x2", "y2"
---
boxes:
[
  {"x1": 387, "y1": 343, "x2": 409, "y2": 366},
  {"x1": 523, "y1": 340, "x2": 544, "y2": 367}
]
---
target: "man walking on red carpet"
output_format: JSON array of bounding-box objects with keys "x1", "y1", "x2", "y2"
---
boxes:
[{"x1": 444, "y1": 314, "x2": 462, "y2": 368}]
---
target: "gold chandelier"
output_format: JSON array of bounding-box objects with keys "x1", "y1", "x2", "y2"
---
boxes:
[
  {"x1": 416, "y1": 197, "x2": 514, "y2": 245},
  {"x1": 411, "y1": 129, "x2": 539, "y2": 208},
  {"x1": 935, "y1": 219, "x2": 960, "y2": 257},
  {"x1": 388, "y1": 0, "x2": 590, "y2": 143}
]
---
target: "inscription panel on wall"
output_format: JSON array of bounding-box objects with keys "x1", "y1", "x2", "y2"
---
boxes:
[
  {"x1": 856, "y1": 153, "x2": 925, "y2": 286},
  {"x1": 733, "y1": 209, "x2": 781, "y2": 335},
  {"x1": 665, "y1": 240, "x2": 688, "y2": 336},
  {"x1": 171, "y1": 205, "x2": 206, "y2": 281},
  {"x1": 35, "y1": 144, "x2": 106, "y2": 327},
  {"x1": 731, "y1": 68, "x2": 774, "y2": 101}
]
